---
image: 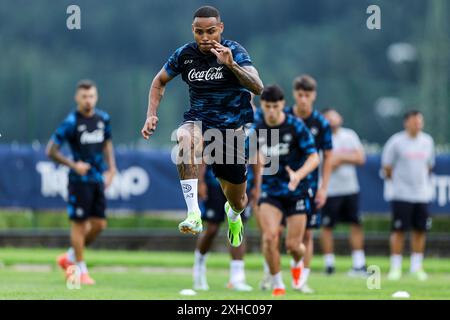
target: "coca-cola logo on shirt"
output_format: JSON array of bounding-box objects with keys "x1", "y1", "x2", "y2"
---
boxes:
[{"x1": 188, "y1": 66, "x2": 224, "y2": 82}]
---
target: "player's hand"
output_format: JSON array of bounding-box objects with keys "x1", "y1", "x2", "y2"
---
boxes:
[
  {"x1": 72, "y1": 161, "x2": 91, "y2": 176},
  {"x1": 315, "y1": 187, "x2": 328, "y2": 209},
  {"x1": 103, "y1": 169, "x2": 116, "y2": 190},
  {"x1": 285, "y1": 166, "x2": 301, "y2": 191},
  {"x1": 198, "y1": 181, "x2": 208, "y2": 201},
  {"x1": 141, "y1": 116, "x2": 159, "y2": 139},
  {"x1": 210, "y1": 40, "x2": 234, "y2": 67}
]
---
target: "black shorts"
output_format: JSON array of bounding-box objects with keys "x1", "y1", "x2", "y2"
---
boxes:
[
  {"x1": 67, "y1": 182, "x2": 106, "y2": 221},
  {"x1": 205, "y1": 126, "x2": 248, "y2": 185},
  {"x1": 322, "y1": 193, "x2": 361, "y2": 228},
  {"x1": 391, "y1": 201, "x2": 432, "y2": 232},
  {"x1": 200, "y1": 183, "x2": 250, "y2": 223},
  {"x1": 259, "y1": 194, "x2": 311, "y2": 218},
  {"x1": 305, "y1": 190, "x2": 321, "y2": 229}
]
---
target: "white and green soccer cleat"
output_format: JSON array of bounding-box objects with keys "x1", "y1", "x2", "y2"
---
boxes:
[
  {"x1": 387, "y1": 267, "x2": 402, "y2": 281},
  {"x1": 224, "y1": 202, "x2": 244, "y2": 247},
  {"x1": 411, "y1": 269, "x2": 428, "y2": 281},
  {"x1": 178, "y1": 212, "x2": 203, "y2": 234}
]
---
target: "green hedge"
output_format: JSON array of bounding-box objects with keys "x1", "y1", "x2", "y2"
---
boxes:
[{"x1": 0, "y1": 210, "x2": 449, "y2": 233}]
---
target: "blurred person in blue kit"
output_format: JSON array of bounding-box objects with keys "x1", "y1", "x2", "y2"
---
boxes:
[{"x1": 46, "y1": 80, "x2": 116, "y2": 285}]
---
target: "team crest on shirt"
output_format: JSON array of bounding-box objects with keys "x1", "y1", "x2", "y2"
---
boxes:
[
  {"x1": 97, "y1": 121, "x2": 104, "y2": 129},
  {"x1": 282, "y1": 133, "x2": 292, "y2": 143},
  {"x1": 76, "y1": 207, "x2": 84, "y2": 217},
  {"x1": 310, "y1": 127, "x2": 319, "y2": 136}
]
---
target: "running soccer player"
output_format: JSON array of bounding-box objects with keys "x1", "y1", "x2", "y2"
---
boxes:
[
  {"x1": 252, "y1": 85, "x2": 319, "y2": 297},
  {"x1": 192, "y1": 164, "x2": 258, "y2": 291},
  {"x1": 141, "y1": 6, "x2": 263, "y2": 248},
  {"x1": 46, "y1": 80, "x2": 116, "y2": 285},
  {"x1": 285, "y1": 75, "x2": 333, "y2": 293},
  {"x1": 321, "y1": 108, "x2": 367, "y2": 276},
  {"x1": 382, "y1": 110, "x2": 434, "y2": 281}
]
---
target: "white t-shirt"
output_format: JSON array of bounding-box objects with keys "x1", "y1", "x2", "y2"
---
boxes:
[
  {"x1": 381, "y1": 131, "x2": 435, "y2": 203},
  {"x1": 327, "y1": 127, "x2": 363, "y2": 197}
]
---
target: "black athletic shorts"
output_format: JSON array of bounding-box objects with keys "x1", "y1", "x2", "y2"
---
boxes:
[
  {"x1": 277, "y1": 190, "x2": 320, "y2": 227},
  {"x1": 322, "y1": 193, "x2": 361, "y2": 228},
  {"x1": 200, "y1": 183, "x2": 250, "y2": 223},
  {"x1": 67, "y1": 182, "x2": 106, "y2": 221},
  {"x1": 205, "y1": 126, "x2": 248, "y2": 185},
  {"x1": 259, "y1": 194, "x2": 312, "y2": 218},
  {"x1": 305, "y1": 190, "x2": 321, "y2": 229},
  {"x1": 391, "y1": 201, "x2": 432, "y2": 232}
]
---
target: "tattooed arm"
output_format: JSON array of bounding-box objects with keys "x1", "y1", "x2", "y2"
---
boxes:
[
  {"x1": 210, "y1": 40, "x2": 263, "y2": 95},
  {"x1": 228, "y1": 64, "x2": 264, "y2": 95}
]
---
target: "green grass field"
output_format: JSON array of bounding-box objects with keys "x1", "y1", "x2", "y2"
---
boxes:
[{"x1": 0, "y1": 247, "x2": 449, "y2": 300}]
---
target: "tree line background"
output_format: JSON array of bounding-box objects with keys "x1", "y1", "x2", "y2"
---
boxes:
[{"x1": 0, "y1": 0, "x2": 448, "y2": 150}]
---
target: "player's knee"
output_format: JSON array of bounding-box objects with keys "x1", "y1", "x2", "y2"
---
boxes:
[
  {"x1": 92, "y1": 219, "x2": 107, "y2": 233},
  {"x1": 229, "y1": 195, "x2": 248, "y2": 212},
  {"x1": 263, "y1": 231, "x2": 279, "y2": 247},
  {"x1": 285, "y1": 238, "x2": 301, "y2": 253},
  {"x1": 177, "y1": 128, "x2": 194, "y2": 149}
]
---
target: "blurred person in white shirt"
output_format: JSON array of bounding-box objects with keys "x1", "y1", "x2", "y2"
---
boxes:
[
  {"x1": 382, "y1": 110, "x2": 434, "y2": 281},
  {"x1": 320, "y1": 108, "x2": 367, "y2": 277}
]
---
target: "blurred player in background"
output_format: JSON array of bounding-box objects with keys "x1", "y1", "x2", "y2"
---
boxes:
[
  {"x1": 141, "y1": 6, "x2": 263, "y2": 248},
  {"x1": 285, "y1": 75, "x2": 333, "y2": 293},
  {"x1": 382, "y1": 110, "x2": 434, "y2": 281},
  {"x1": 192, "y1": 164, "x2": 258, "y2": 292},
  {"x1": 46, "y1": 80, "x2": 116, "y2": 285},
  {"x1": 321, "y1": 108, "x2": 367, "y2": 276},
  {"x1": 253, "y1": 85, "x2": 319, "y2": 296}
]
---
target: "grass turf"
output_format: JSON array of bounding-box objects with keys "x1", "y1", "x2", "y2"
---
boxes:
[{"x1": 0, "y1": 248, "x2": 449, "y2": 300}]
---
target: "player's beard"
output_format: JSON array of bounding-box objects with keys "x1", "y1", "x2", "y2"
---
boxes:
[{"x1": 80, "y1": 104, "x2": 94, "y2": 115}]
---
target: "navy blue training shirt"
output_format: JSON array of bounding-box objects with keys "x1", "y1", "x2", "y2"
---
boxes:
[
  {"x1": 51, "y1": 109, "x2": 112, "y2": 184},
  {"x1": 163, "y1": 39, "x2": 254, "y2": 130}
]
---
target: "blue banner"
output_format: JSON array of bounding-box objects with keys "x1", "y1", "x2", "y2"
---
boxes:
[{"x1": 1, "y1": 145, "x2": 450, "y2": 214}]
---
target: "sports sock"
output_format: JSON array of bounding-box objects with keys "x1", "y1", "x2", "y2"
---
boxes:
[
  {"x1": 390, "y1": 254, "x2": 402, "y2": 270},
  {"x1": 324, "y1": 254, "x2": 335, "y2": 268},
  {"x1": 272, "y1": 272, "x2": 285, "y2": 289},
  {"x1": 193, "y1": 250, "x2": 208, "y2": 282},
  {"x1": 67, "y1": 247, "x2": 76, "y2": 263},
  {"x1": 290, "y1": 258, "x2": 303, "y2": 268},
  {"x1": 300, "y1": 268, "x2": 310, "y2": 287},
  {"x1": 410, "y1": 252, "x2": 423, "y2": 273},
  {"x1": 263, "y1": 260, "x2": 270, "y2": 275},
  {"x1": 352, "y1": 250, "x2": 366, "y2": 269},
  {"x1": 194, "y1": 250, "x2": 207, "y2": 270},
  {"x1": 226, "y1": 204, "x2": 244, "y2": 222},
  {"x1": 180, "y1": 179, "x2": 201, "y2": 215},
  {"x1": 229, "y1": 260, "x2": 245, "y2": 284},
  {"x1": 76, "y1": 261, "x2": 88, "y2": 274}
]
